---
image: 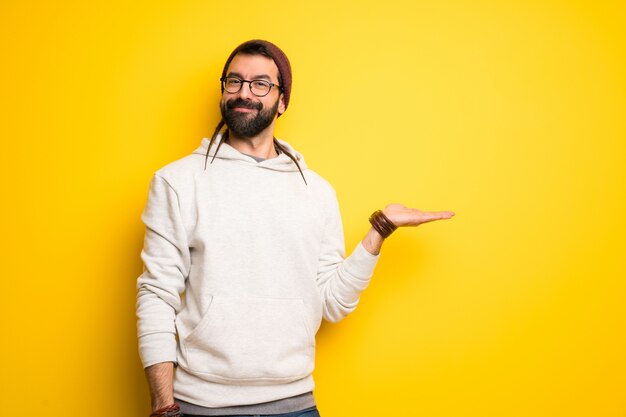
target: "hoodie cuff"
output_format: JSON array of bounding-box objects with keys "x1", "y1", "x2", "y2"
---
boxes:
[
  {"x1": 138, "y1": 332, "x2": 178, "y2": 369},
  {"x1": 342, "y1": 241, "x2": 380, "y2": 281}
]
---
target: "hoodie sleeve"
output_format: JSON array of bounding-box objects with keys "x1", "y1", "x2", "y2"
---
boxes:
[
  {"x1": 316, "y1": 192, "x2": 380, "y2": 323},
  {"x1": 136, "y1": 174, "x2": 190, "y2": 368}
]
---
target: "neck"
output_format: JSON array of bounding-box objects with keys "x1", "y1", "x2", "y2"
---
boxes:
[{"x1": 227, "y1": 125, "x2": 279, "y2": 159}]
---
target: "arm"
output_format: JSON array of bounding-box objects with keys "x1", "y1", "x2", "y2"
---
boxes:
[
  {"x1": 316, "y1": 200, "x2": 454, "y2": 322},
  {"x1": 137, "y1": 175, "x2": 190, "y2": 412},
  {"x1": 145, "y1": 362, "x2": 175, "y2": 411}
]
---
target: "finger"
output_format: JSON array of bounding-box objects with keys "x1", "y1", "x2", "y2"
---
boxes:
[
  {"x1": 403, "y1": 211, "x2": 454, "y2": 226},
  {"x1": 418, "y1": 210, "x2": 455, "y2": 220},
  {"x1": 437, "y1": 210, "x2": 455, "y2": 218}
]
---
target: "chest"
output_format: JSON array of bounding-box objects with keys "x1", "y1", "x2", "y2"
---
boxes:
[{"x1": 183, "y1": 166, "x2": 327, "y2": 253}]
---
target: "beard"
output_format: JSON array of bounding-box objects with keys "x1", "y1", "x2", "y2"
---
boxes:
[{"x1": 220, "y1": 97, "x2": 280, "y2": 138}]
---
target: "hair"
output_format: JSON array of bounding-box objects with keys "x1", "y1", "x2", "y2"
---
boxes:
[{"x1": 204, "y1": 40, "x2": 306, "y2": 185}]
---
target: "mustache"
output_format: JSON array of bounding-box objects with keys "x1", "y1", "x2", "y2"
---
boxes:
[{"x1": 226, "y1": 98, "x2": 262, "y2": 111}]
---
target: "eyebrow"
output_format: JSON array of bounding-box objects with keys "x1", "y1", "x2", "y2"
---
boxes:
[{"x1": 227, "y1": 72, "x2": 274, "y2": 82}]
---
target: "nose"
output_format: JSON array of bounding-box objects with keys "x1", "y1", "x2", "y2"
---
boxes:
[{"x1": 236, "y1": 80, "x2": 253, "y2": 99}]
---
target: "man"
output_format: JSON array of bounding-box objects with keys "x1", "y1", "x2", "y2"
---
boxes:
[{"x1": 137, "y1": 40, "x2": 454, "y2": 417}]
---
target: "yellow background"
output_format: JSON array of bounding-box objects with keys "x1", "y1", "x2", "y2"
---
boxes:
[{"x1": 1, "y1": 1, "x2": 625, "y2": 416}]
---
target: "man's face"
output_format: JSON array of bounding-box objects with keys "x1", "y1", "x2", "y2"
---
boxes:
[{"x1": 220, "y1": 53, "x2": 286, "y2": 138}]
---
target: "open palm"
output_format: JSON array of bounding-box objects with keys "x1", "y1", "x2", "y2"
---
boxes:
[{"x1": 382, "y1": 203, "x2": 455, "y2": 227}]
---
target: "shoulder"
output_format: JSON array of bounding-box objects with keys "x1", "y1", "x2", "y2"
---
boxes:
[
  {"x1": 303, "y1": 168, "x2": 338, "y2": 206},
  {"x1": 152, "y1": 153, "x2": 203, "y2": 188}
]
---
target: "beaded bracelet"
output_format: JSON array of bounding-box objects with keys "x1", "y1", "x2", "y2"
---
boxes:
[{"x1": 369, "y1": 210, "x2": 397, "y2": 238}]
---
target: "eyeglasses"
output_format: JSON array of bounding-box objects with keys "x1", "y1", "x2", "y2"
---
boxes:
[{"x1": 221, "y1": 76, "x2": 281, "y2": 97}]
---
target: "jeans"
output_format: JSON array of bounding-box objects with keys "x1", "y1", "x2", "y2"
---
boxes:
[{"x1": 181, "y1": 405, "x2": 320, "y2": 417}]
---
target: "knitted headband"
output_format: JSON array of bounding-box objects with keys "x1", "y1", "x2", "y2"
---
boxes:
[{"x1": 221, "y1": 39, "x2": 292, "y2": 113}]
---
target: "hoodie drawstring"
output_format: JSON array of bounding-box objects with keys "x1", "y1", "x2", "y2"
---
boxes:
[{"x1": 204, "y1": 121, "x2": 308, "y2": 186}]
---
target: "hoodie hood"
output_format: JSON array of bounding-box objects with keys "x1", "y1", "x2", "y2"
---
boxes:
[{"x1": 192, "y1": 133, "x2": 308, "y2": 173}]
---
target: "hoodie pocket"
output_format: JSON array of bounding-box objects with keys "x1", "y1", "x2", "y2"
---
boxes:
[{"x1": 182, "y1": 295, "x2": 315, "y2": 384}]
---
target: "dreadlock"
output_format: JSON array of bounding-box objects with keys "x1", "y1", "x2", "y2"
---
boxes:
[
  {"x1": 203, "y1": 119, "x2": 227, "y2": 170},
  {"x1": 273, "y1": 137, "x2": 307, "y2": 185}
]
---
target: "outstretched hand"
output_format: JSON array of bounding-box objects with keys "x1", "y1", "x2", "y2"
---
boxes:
[
  {"x1": 362, "y1": 204, "x2": 455, "y2": 255},
  {"x1": 382, "y1": 203, "x2": 455, "y2": 228}
]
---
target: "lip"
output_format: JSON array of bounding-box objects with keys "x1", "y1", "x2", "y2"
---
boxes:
[{"x1": 232, "y1": 107, "x2": 255, "y2": 113}]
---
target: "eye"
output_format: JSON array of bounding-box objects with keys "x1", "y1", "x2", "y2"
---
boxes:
[
  {"x1": 251, "y1": 80, "x2": 270, "y2": 90},
  {"x1": 226, "y1": 77, "x2": 243, "y2": 87}
]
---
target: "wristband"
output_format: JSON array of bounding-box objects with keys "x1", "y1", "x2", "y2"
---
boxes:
[
  {"x1": 369, "y1": 210, "x2": 397, "y2": 239},
  {"x1": 150, "y1": 403, "x2": 180, "y2": 417}
]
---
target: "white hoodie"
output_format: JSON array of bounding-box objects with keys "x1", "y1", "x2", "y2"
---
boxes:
[{"x1": 136, "y1": 136, "x2": 379, "y2": 407}]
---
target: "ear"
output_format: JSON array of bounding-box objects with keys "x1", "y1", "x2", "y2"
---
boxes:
[{"x1": 277, "y1": 93, "x2": 286, "y2": 115}]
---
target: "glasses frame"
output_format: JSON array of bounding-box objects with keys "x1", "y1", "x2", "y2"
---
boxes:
[{"x1": 220, "y1": 76, "x2": 282, "y2": 97}]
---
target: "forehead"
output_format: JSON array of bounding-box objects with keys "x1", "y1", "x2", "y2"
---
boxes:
[{"x1": 226, "y1": 53, "x2": 279, "y2": 82}]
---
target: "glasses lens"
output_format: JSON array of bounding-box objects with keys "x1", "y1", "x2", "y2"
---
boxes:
[
  {"x1": 250, "y1": 80, "x2": 271, "y2": 96},
  {"x1": 223, "y1": 77, "x2": 242, "y2": 93}
]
